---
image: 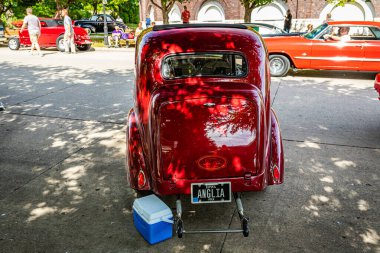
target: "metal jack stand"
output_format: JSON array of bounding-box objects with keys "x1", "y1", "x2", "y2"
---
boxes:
[{"x1": 175, "y1": 193, "x2": 249, "y2": 238}]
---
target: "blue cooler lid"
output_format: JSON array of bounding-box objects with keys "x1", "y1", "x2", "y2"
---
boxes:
[{"x1": 133, "y1": 195, "x2": 173, "y2": 224}]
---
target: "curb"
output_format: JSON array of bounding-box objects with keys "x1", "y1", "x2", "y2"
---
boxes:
[{"x1": 92, "y1": 46, "x2": 135, "y2": 52}]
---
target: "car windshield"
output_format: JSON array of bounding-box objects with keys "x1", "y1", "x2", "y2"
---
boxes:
[
  {"x1": 162, "y1": 53, "x2": 248, "y2": 79},
  {"x1": 304, "y1": 23, "x2": 328, "y2": 39}
]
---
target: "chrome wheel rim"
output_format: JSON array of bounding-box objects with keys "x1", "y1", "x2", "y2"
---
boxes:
[
  {"x1": 270, "y1": 58, "x2": 285, "y2": 75},
  {"x1": 9, "y1": 39, "x2": 17, "y2": 49},
  {"x1": 58, "y1": 39, "x2": 65, "y2": 51}
]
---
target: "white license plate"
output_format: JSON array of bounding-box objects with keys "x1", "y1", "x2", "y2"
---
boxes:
[{"x1": 191, "y1": 182, "x2": 231, "y2": 204}]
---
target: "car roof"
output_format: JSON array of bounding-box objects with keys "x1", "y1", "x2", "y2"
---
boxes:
[
  {"x1": 241, "y1": 22, "x2": 278, "y2": 28},
  {"x1": 327, "y1": 21, "x2": 380, "y2": 27},
  {"x1": 153, "y1": 23, "x2": 247, "y2": 31}
]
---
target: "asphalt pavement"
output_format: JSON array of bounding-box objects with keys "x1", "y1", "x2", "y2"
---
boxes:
[{"x1": 0, "y1": 47, "x2": 379, "y2": 253}]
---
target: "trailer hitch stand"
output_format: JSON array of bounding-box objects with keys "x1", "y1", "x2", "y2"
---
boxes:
[{"x1": 175, "y1": 193, "x2": 250, "y2": 238}]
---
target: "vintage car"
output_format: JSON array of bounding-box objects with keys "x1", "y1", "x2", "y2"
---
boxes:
[
  {"x1": 242, "y1": 22, "x2": 305, "y2": 37},
  {"x1": 8, "y1": 18, "x2": 92, "y2": 52},
  {"x1": 375, "y1": 74, "x2": 380, "y2": 100},
  {"x1": 126, "y1": 24, "x2": 284, "y2": 237},
  {"x1": 74, "y1": 14, "x2": 127, "y2": 35},
  {"x1": 264, "y1": 21, "x2": 380, "y2": 76}
]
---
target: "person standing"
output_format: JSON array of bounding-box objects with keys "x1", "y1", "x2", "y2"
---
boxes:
[
  {"x1": 181, "y1": 6, "x2": 190, "y2": 24},
  {"x1": 324, "y1": 13, "x2": 333, "y2": 23},
  {"x1": 284, "y1": 9, "x2": 292, "y2": 33},
  {"x1": 61, "y1": 8, "x2": 76, "y2": 54},
  {"x1": 135, "y1": 22, "x2": 143, "y2": 42},
  {"x1": 20, "y1": 8, "x2": 42, "y2": 57}
]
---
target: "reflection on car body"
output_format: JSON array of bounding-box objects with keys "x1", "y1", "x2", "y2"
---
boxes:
[{"x1": 264, "y1": 21, "x2": 380, "y2": 76}]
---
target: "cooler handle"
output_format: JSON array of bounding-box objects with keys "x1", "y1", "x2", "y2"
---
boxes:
[{"x1": 161, "y1": 217, "x2": 174, "y2": 224}]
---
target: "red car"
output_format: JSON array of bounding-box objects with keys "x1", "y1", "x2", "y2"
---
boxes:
[
  {"x1": 8, "y1": 18, "x2": 91, "y2": 52},
  {"x1": 126, "y1": 24, "x2": 284, "y2": 237},
  {"x1": 264, "y1": 21, "x2": 380, "y2": 76},
  {"x1": 375, "y1": 74, "x2": 380, "y2": 100}
]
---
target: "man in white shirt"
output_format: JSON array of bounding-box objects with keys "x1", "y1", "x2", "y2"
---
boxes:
[
  {"x1": 324, "y1": 27, "x2": 351, "y2": 42},
  {"x1": 62, "y1": 8, "x2": 76, "y2": 54},
  {"x1": 20, "y1": 8, "x2": 42, "y2": 56}
]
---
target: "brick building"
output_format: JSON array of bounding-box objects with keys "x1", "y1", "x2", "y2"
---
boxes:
[{"x1": 139, "y1": 0, "x2": 380, "y2": 31}]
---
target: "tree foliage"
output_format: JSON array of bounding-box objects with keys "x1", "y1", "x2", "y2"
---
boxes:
[
  {"x1": 326, "y1": 0, "x2": 356, "y2": 7},
  {"x1": 0, "y1": 0, "x2": 139, "y2": 27}
]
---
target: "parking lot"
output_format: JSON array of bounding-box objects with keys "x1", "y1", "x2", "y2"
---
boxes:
[{"x1": 0, "y1": 47, "x2": 379, "y2": 253}]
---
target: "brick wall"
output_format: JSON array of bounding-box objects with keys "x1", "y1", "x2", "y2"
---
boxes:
[{"x1": 141, "y1": 0, "x2": 380, "y2": 23}]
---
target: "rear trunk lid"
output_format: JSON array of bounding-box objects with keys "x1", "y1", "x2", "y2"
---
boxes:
[{"x1": 157, "y1": 95, "x2": 259, "y2": 181}]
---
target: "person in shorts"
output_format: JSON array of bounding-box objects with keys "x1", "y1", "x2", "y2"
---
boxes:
[
  {"x1": 20, "y1": 8, "x2": 42, "y2": 56},
  {"x1": 62, "y1": 8, "x2": 76, "y2": 54}
]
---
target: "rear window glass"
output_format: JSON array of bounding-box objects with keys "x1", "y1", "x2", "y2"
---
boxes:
[
  {"x1": 162, "y1": 53, "x2": 247, "y2": 79},
  {"x1": 41, "y1": 19, "x2": 61, "y2": 27}
]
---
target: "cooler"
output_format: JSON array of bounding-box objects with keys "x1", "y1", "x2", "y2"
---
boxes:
[{"x1": 132, "y1": 194, "x2": 173, "y2": 244}]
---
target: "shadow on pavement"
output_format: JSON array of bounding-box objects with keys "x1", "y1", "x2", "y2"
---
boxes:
[{"x1": 0, "y1": 59, "x2": 379, "y2": 252}]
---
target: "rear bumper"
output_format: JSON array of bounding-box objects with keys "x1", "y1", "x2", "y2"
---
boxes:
[
  {"x1": 152, "y1": 173, "x2": 266, "y2": 196},
  {"x1": 75, "y1": 39, "x2": 92, "y2": 45}
]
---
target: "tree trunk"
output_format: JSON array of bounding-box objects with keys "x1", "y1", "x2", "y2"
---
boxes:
[
  {"x1": 54, "y1": 1, "x2": 62, "y2": 19},
  {"x1": 244, "y1": 5, "x2": 254, "y2": 23},
  {"x1": 162, "y1": 8, "x2": 169, "y2": 24},
  {"x1": 93, "y1": 3, "x2": 98, "y2": 15}
]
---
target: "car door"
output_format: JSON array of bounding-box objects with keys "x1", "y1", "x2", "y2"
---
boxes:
[
  {"x1": 310, "y1": 25, "x2": 365, "y2": 70},
  {"x1": 96, "y1": 16, "x2": 104, "y2": 32},
  {"x1": 106, "y1": 16, "x2": 115, "y2": 34},
  {"x1": 37, "y1": 20, "x2": 51, "y2": 46},
  {"x1": 363, "y1": 26, "x2": 380, "y2": 71}
]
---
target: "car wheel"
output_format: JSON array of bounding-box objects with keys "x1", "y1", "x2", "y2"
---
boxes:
[
  {"x1": 269, "y1": 55, "x2": 290, "y2": 77},
  {"x1": 8, "y1": 37, "x2": 20, "y2": 50},
  {"x1": 84, "y1": 28, "x2": 91, "y2": 35},
  {"x1": 77, "y1": 44, "x2": 91, "y2": 51},
  {"x1": 56, "y1": 35, "x2": 65, "y2": 52}
]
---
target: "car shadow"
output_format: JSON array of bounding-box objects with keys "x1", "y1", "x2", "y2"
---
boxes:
[{"x1": 288, "y1": 69, "x2": 377, "y2": 80}]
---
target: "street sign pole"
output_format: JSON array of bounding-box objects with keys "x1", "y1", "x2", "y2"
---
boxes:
[{"x1": 103, "y1": 0, "x2": 108, "y2": 46}]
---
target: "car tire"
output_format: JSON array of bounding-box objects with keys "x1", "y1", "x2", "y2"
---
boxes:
[
  {"x1": 56, "y1": 35, "x2": 65, "y2": 52},
  {"x1": 77, "y1": 44, "x2": 91, "y2": 51},
  {"x1": 8, "y1": 37, "x2": 20, "y2": 50},
  {"x1": 269, "y1": 55, "x2": 290, "y2": 77},
  {"x1": 84, "y1": 28, "x2": 91, "y2": 35}
]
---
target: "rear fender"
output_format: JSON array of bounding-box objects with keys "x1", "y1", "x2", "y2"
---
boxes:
[
  {"x1": 126, "y1": 109, "x2": 151, "y2": 190},
  {"x1": 268, "y1": 109, "x2": 284, "y2": 185}
]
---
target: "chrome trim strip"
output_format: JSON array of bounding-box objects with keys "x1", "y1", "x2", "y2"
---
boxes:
[{"x1": 294, "y1": 56, "x2": 380, "y2": 62}]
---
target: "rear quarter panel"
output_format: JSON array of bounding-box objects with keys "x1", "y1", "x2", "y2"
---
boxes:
[
  {"x1": 364, "y1": 40, "x2": 380, "y2": 71},
  {"x1": 264, "y1": 36, "x2": 313, "y2": 69}
]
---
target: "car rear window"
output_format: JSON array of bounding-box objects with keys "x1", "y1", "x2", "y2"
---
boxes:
[
  {"x1": 41, "y1": 19, "x2": 61, "y2": 27},
  {"x1": 162, "y1": 53, "x2": 247, "y2": 79}
]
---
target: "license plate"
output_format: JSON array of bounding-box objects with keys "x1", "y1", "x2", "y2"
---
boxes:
[{"x1": 191, "y1": 182, "x2": 231, "y2": 204}]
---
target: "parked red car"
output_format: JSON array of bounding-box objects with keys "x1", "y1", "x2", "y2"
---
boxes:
[
  {"x1": 126, "y1": 24, "x2": 284, "y2": 237},
  {"x1": 264, "y1": 21, "x2": 380, "y2": 76},
  {"x1": 375, "y1": 74, "x2": 380, "y2": 100},
  {"x1": 8, "y1": 18, "x2": 91, "y2": 52}
]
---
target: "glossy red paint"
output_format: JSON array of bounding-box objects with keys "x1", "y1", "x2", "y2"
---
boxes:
[
  {"x1": 16, "y1": 18, "x2": 91, "y2": 49},
  {"x1": 264, "y1": 21, "x2": 380, "y2": 76},
  {"x1": 375, "y1": 74, "x2": 380, "y2": 100},
  {"x1": 126, "y1": 24, "x2": 284, "y2": 195}
]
